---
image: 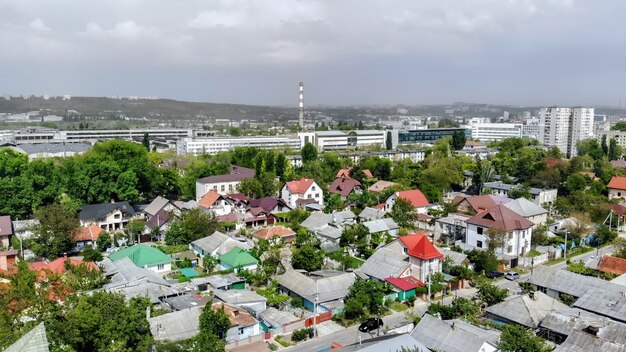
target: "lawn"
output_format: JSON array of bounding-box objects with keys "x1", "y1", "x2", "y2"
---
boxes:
[{"x1": 389, "y1": 301, "x2": 409, "y2": 312}]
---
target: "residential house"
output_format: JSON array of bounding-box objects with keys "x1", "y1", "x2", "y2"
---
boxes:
[
  {"x1": 465, "y1": 204, "x2": 534, "y2": 257},
  {"x1": 503, "y1": 198, "x2": 549, "y2": 225},
  {"x1": 195, "y1": 166, "x2": 255, "y2": 200},
  {"x1": 385, "y1": 276, "x2": 424, "y2": 302},
  {"x1": 4, "y1": 322, "x2": 49, "y2": 352},
  {"x1": 553, "y1": 318, "x2": 626, "y2": 352},
  {"x1": 243, "y1": 207, "x2": 276, "y2": 228},
  {"x1": 485, "y1": 291, "x2": 568, "y2": 328},
  {"x1": 198, "y1": 190, "x2": 233, "y2": 216},
  {"x1": 219, "y1": 248, "x2": 258, "y2": 272},
  {"x1": 436, "y1": 247, "x2": 468, "y2": 267},
  {"x1": 538, "y1": 308, "x2": 606, "y2": 345},
  {"x1": 150, "y1": 306, "x2": 202, "y2": 342},
  {"x1": 301, "y1": 211, "x2": 356, "y2": 243},
  {"x1": 343, "y1": 334, "x2": 430, "y2": 352},
  {"x1": 411, "y1": 314, "x2": 499, "y2": 352},
  {"x1": 103, "y1": 257, "x2": 176, "y2": 303},
  {"x1": 358, "y1": 207, "x2": 387, "y2": 221},
  {"x1": 12, "y1": 219, "x2": 39, "y2": 240},
  {"x1": 573, "y1": 287, "x2": 626, "y2": 324},
  {"x1": 434, "y1": 213, "x2": 470, "y2": 244},
  {"x1": 202, "y1": 274, "x2": 246, "y2": 290},
  {"x1": 72, "y1": 224, "x2": 103, "y2": 249},
  {"x1": 248, "y1": 197, "x2": 291, "y2": 214},
  {"x1": 144, "y1": 196, "x2": 181, "y2": 220},
  {"x1": 483, "y1": 181, "x2": 557, "y2": 206},
  {"x1": 29, "y1": 255, "x2": 99, "y2": 281},
  {"x1": 213, "y1": 289, "x2": 268, "y2": 314},
  {"x1": 525, "y1": 266, "x2": 624, "y2": 299},
  {"x1": 258, "y1": 308, "x2": 303, "y2": 334},
  {"x1": 608, "y1": 176, "x2": 626, "y2": 200},
  {"x1": 252, "y1": 226, "x2": 296, "y2": 243},
  {"x1": 359, "y1": 233, "x2": 443, "y2": 284},
  {"x1": 611, "y1": 159, "x2": 626, "y2": 170},
  {"x1": 329, "y1": 177, "x2": 363, "y2": 200},
  {"x1": 212, "y1": 302, "x2": 262, "y2": 345},
  {"x1": 452, "y1": 195, "x2": 511, "y2": 215},
  {"x1": 597, "y1": 255, "x2": 626, "y2": 276},
  {"x1": 145, "y1": 208, "x2": 175, "y2": 241},
  {"x1": 79, "y1": 201, "x2": 136, "y2": 232},
  {"x1": 0, "y1": 215, "x2": 13, "y2": 249},
  {"x1": 367, "y1": 180, "x2": 399, "y2": 193},
  {"x1": 362, "y1": 218, "x2": 399, "y2": 238},
  {"x1": 385, "y1": 189, "x2": 430, "y2": 214},
  {"x1": 281, "y1": 178, "x2": 324, "y2": 208},
  {"x1": 277, "y1": 270, "x2": 356, "y2": 314},
  {"x1": 0, "y1": 250, "x2": 18, "y2": 273},
  {"x1": 189, "y1": 231, "x2": 251, "y2": 258},
  {"x1": 336, "y1": 167, "x2": 373, "y2": 179},
  {"x1": 109, "y1": 244, "x2": 173, "y2": 273},
  {"x1": 163, "y1": 293, "x2": 210, "y2": 311}
]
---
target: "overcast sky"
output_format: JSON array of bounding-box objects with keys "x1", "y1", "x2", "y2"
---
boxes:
[{"x1": 1, "y1": 0, "x2": 625, "y2": 106}]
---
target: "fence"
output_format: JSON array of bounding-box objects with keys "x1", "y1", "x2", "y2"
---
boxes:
[
  {"x1": 304, "y1": 311, "x2": 333, "y2": 327},
  {"x1": 226, "y1": 333, "x2": 264, "y2": 349}
]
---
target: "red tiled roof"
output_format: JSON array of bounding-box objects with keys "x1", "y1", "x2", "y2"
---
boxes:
[
  {"x1": 373, "y1": 203, "x2": 386, "y2": 209},
  {"x1": 286, "y1": 178, "x2": 315, "y2": 194},
  {"x1": 329, "y1": 178, "x2": 362, "y2": 197},
  {"x1": 198, "y1": 191, "x2": 222, "y2": 208},
  {"x1": 29, "y1": 257, "x2": 99, "y2": 281},
  {"x1": 226, "y1": 193, "x2": 248, "y2": 202},
  {"x1": 385, "y1": 276, "x2": 424, "y2": 291},
  {"x1": 336, "y1": 168, "x2": 373, "y2": 179},
  {"x1": 396, "y1": 190, "x2": 430, "y2": 208},
  {"x1": 252, "y1": 226, "x2": 296, "y2": 240},
  {"x1": 608, "y1": 176, "x2": 626, "y2": 191},
  {"x1": 399, "y1": 233, "x2": 443, "y2": 260},
  {"x1": 610, "y1": 204, "x2": 626, "y2": 217},
  {"x1": 73, "y1": 224, "x2": 103, "y2": 242},
  {"x1": 597, "y1": 255, "x2": 626, "y2": 275},
  {"x1": 454, "y1": 195, "x2": 511, "y2": 213},
  {"x1": 466, "y1": 204, "x2": 534, "y2": 231}
]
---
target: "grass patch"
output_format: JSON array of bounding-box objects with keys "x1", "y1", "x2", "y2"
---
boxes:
[
  {"x1": 389, "y1": 301, "x2": 409, "y2": 312},
  {"x1": 274, "y1": 335, "x2": 293, "y2": 347},
  {"x1": 527, "y1": 249, "x2": 541, "y2": 257}
]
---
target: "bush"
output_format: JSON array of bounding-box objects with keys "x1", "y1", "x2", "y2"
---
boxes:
[
  {"x1": 291, "y1": 328, "x2": 314, "y2": 342},
  {"x1": 291, "y1": 297, "x2": 304, "y2": 308},
  {"x1": 82, "y1": 246, "x2": 103, "y2": 262}
]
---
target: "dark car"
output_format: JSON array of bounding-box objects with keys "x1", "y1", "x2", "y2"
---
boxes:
[
  {"x1": 486, "y1": 271, "x2": 504, "y2": 279},
  {"x1": 358, "y1": 318, "x2": 383, "y2": 333}
]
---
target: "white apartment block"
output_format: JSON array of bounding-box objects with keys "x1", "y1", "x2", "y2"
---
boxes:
[
  {"x1": 465, "y1": 123, "x2": 522, "y2": 142},
  {"x1": 598, "y1": 130, "x2": 626, "y2": 150},
  {"x1": 522, "y1": 118, "x2": 541, "y2": 140},
  {"x1": 298, "y1": 130, "x2": 386, "y2": 151},
  {"x1": 539, "y1": 107, "x2": 594, "y2": 158},
  {"x1": 177, "y1": 136, "x2": 301, "y2": 156}
]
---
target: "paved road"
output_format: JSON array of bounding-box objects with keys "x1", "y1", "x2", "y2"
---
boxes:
[{"x1": 551, "y1": 245, "x2": 615, "y2": 269}]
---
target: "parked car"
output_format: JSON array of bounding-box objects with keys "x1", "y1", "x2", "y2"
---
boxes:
[
  {"x1": 358, "y1": 318, "x2": 384, "y2": 333},
  {"x1": 504, "y1": 272, "x2": 520, "y2": 281},
  {"x1": 486, "y1": 271, "x2": 504, "y2": 279}
]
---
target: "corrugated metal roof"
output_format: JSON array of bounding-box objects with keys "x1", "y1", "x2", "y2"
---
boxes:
[
  {"x1": 526, "y1": 266, "x2": 624, "y2": 298},
  {"x1": 359, "y1": 247, "x2": 409, "y2": 281},
  {"x1": 5, "y1": 322, "x2": 49, "y2": 352},
  {"x1": 411, "y1": 314, "x2": 498, "y2": 352},
  {"x1": 485, "y1": 292, "x2": 568, "y2": 328},
  {"x1": 276, "y1": 270, "x2": 355, "y2": 303},
  {"x1": 149, "y1": 306, "x2": 202, "y2": 341},
  {"x1": 574, "y1": 287, "x2": 626, "y2": 323}
]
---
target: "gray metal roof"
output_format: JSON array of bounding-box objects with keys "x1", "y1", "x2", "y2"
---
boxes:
[
  {"x1": 554, "y1": 320, "x2": 626, "y2": 352},
  {"x1": 574, "y1": 287, "x2": 626, "y2": 323},
  {"x1": 539, "y1": 308, "x2": 607, "y2": 337},
  {"x1": 163, "y1": 293, "x2": 210, "y2": 311},
  {"x1": 102, "y1": 257, "x2": 174, "y2": 303},
  {"x1": 213, "y1": 289, "x2": 267, "y2": 305},
  {"x1": 358, "y1": 207, "x2": 386, "y2": 220},
  {"x1": 436, "y1": 247, "x2": 468, "y2": 266},
  {"x1": 276, "y1": 270, "x2": 355, "y2": 303},
  {"x1": 149, "y1": 306, "x2": 202, "y2": 341},
  {"x1": 359, "y1": 246, "x2": 409, "y2": 281},
  {"x1": 484, "y1": 181, "x2": 555, "y2": 195},
  {"x1": 355, "y1": 334, "x2": 430, "y2": 352},
  {"x1": 410, "y1": 314, "x2": 498, "y2": 352},
  {"x1": 5, "y1": 322, "x2": 49, "y2": 352},
  {"x1": 525, "y1": 266, "x2": 624, "y2": 298},
  {"x1": 79, "y1": 201, "x2": 135, "y2": 221},
  {"x1": 259, "y1": 307, "x2": 301, "y2": 328},
  {"x1": 503, "y1": 198, "x2": 549, "y2": 217},
  {"x1": 190, "y1": 231, "x2": 250, "y2": 255},
  {"x1": 363, "y1": 218, "x2": 398, "y2": 234},
  {"x1": 485, "y1": 292, "x2": 568, "y2": 328},
  {"x1": 13, "y1": 142, "x2": 91, "y2": 155},
  {"x1": 144, "y1": 196, "x2": 171, "y2": 217}
]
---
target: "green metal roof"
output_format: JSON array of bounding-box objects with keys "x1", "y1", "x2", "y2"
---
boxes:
[
  {"x1": 219, "y1": 248, "x2": 258, "y2": 268},
  {"x1": 109, "y1": 244, "x2": 172, "y2": 268},
  {"x1": 179, "y1": 267, "x2": 200, "y2": 278}
]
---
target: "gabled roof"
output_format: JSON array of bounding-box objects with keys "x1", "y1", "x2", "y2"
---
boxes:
[
  {"x1": 453, "y1": 195, "x2": 511, "y2": 213},
  {"x1": 466, "y1": 204, "x2": 534, "y2": 231},
  {"x1": 79, "y1": 202, "x2": 135, "y2": 222},
  {"x1": 411, "y1": 314, "x2": 499, "y2": 352},
  {"x1": 73, "y1": 224, "x2": 103, "y2": 242},
  {"x1": 358, "y1": 207, "x2": 386, "y2": 221},
  {"x1": 198, "y1": 190, "x2": 222, "y2": 208},
  {"x1": 219, "y1": 248, "x2": 258, "y2": 267},
  {"x1": 394, "y1": 190, "x2": 430, "y2": 208},
  {"x1": 285, "y1": 178, "x2": 316, "y2": 194},
  {"x1": 212, "y1": 302, "x2": 258, "y2": 328},
  {"x1": 0, "y1": 215, "x2": 13, "y2": 236},
  {"x1": 385, "y1": 276, "x2": 424, "y2": 291},
  {"x1": 276, "y1": 270, "x2": 356, "y2": 303},
  {"x1": 213, "y1": 289, "x2": 267, "y2": 306},
  {"x1": 573, "y1": 287, "x2": 626, "y2": 323},
  {"x1": 248, "y1": 197, "x2": 289, "y2": 212},
  {"x1": 597, "y1": 255, "x2": 626, "y2": 276},
  {"x1": 363, "y1": 218, "x2": 398, "y2": 233},
  {"x1": 329, "y1": 177, "x2": 362, "y2": 197},
  {"x1": 29, "y1": 256, "x2": 99, "y2": 281},
  {"x1": 4, "y1": 322, "x2": 49, "y2": 352},
  {"x1": 144, "y1": 196, "x2": 170, "y2": 217},
  {"x1": 527, "y1": 266, "x2": 624, "y2": 298},
  {"x1": 359, "y1": 247, "x2": 410, "y2": 281},
  {"x1": 145, "y1": 209, "x2": 173, "y2": 229},
  {"x1": 149, "y1": 306, "x2": 202, "y2": 342},
  {"x1": 336, "y1": 168, "x2": 373, "y2": 179},
  {"x1": 252, "y1": 226, "x2": 296, "y2": 240},
  {"x1": 485, "y1": 291, "x2": 568, "y2": 328},
  {"x1": 399, "y1": 233, "x2": 443, "y2": 260},
  {"x1": 109, "y1": 244, "x2": 172, "y2": 267},
  {"x1": 196, "y1": 166, "x2": 255, "y2": 184},
  {"x1": 368, "y1": 180, "x2": 399, "y2": 193},
  {"x1": 503, "y1": 197, "x2": 548, "y2": 218},
  {"x1": 191, "y1": 231, "x2": 247, "y2": 254},
  {"x1": 609, "y1": 176, "x2": 626, "y2": 191}
]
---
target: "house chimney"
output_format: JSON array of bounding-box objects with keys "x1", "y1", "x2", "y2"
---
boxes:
[
  {"x1": 451, "y1": 322, "x2": 456, "y2": 330},
  {"x1": 233, "y1": 310, "x2": 239, "y2": 317}
]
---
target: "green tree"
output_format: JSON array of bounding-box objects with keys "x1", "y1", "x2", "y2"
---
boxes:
[
  {"x1": 325, "y1": 193, "x2": 345, "y2": 214},
  {"x1": 32, "y1": 203, "x2": 80, "y2": 258},
  {"x1": 291, "y1": 243, "x2": 324, "y2": 272},
  {"x1": 508, "y1": 185, "x2": 532, "y2": 200},
  {"x1": 124, "y1": 221, "x2": 146, "y2": 245},
  {"x1": 467, "y1": 249, "x2": 500, "y2": 273},
  {"x1": 609, "y1": 138, "x2": 622, "y2": 160},
  {"x1": 97, "y1": 231, "x2": 112, "y2": 252},
  {"x1": 477, "y1": 282, "x2": 508, "y2": 306},
  {"x1": 166, "y1": 208, "x2": 219, "y2": 245},
  {"x1": 81, "y1": 247, "x2": 103, "y2": 262},
  {"x1": 499, "y1": 325, "x2": 551, "y2": 352},
  {"x1": 386, "y1": 131, "x2": 392, "y2": 150},
  {"x1": 390, "y1": 197, "x2": 417, "y2": 229},
  {"x1": 344, "y1": 278, "x2": 387, "y2": 319},
  {"x1": 595, "y1": 225, "x2": 618, "y2": 245},
  {"x1": 199, "y1": 304, "x2": 231, "y2": 339},
  {"x1": 142, "y1": 132, "x2": 150, "y2": 151},
  {"x1": 301, "y1": 143, "x2": 318, "y2": 164},
  {"x1": 340, "y1": 224, "x2": 369, "y2": 247},
  {"x1": 239, "y1": 177, "x2": 264, "y2": 198},
  {"x1": 451, "y1": 131, "x2": 467, "y2": 150},
  {"x1": 427, "y1": 297, "x2": 479, "y2": 320}
]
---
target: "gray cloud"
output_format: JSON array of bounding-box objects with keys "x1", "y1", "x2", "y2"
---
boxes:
[{"x1": 0, "y1": 0, "x2": 624, "y2": 106}]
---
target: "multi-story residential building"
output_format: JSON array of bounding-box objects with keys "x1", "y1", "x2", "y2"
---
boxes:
[
  {"x1": 598, "y1": 130, "x2": 626, "y2": 150},
  {"x1": 464, "y1": 122, "x2": 522, "y2": 142},
  {"x1": 78, "y1": 202, "x2": 137, "y2": 232},
  {"x1": 195, "y1": 166, "x2": 255, "y2": 200},
  {"x1": 176, "y1": 136, "x2": 301, "y2": 156},
  {"x1": 539, "y1": 107, "x2": 594, "y2": 158},
  {"x1": 281, "y1": 178, "x2": 324, "y2": 208},
  {"x1": 465, "y1": 205, "x2": 534, "y2": 257},
  {"x1": 394, "y1": 128, "x2": 471, "y2": 146},
  {"x1": 483, "y1": 181, "x2": 557, "y2": 206},
  {"x1": 522, "y1": 118, "x2": 541, "y2": 140}
]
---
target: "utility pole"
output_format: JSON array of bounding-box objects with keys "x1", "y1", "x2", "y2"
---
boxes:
[
  {"x1": 426, "y1": 266, "x2": 433, "y2": 304},
  {"x1": 376, "y1": 304, "x2": 381, "y2": 337},
  {"x1": 313, "y1": 279, "x2": 318, "y2": 338},
  {"x1": 564, "y1": 229, "x2": 568, "y2": 260}
]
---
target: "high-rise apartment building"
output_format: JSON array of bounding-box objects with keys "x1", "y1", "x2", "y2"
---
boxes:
[{"x1": 539, "y1": 107, "x2": 594, "y2": 158}]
